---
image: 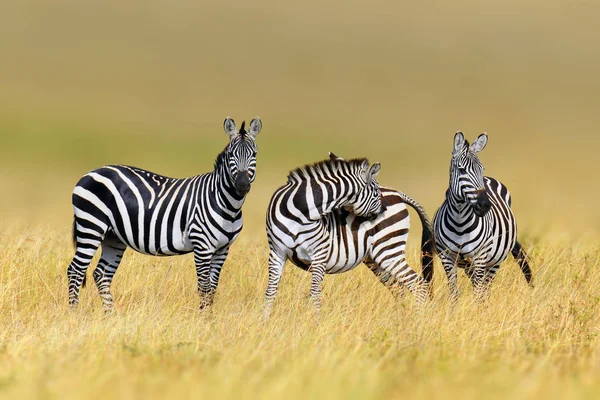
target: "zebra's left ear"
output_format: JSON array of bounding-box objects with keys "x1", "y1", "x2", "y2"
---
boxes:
[
  {"x1": 470, "y1": 133, "x2": 488, "y2": 153},
  {"x1": 366, "y1": 163, "x2": 381, "y2": 183},
  {"x1": 224, "y1": 117, "x2": 237, "y2": 137},
  {"x1": 248, "y1": 117, "x2": 262, "y2": 138}
]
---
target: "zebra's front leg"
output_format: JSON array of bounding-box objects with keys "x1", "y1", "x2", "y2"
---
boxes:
[
  {"x1": 309, "y1": 262, "x2": 327, "y2": 314},
  {"x1": 193, "y1": 245, "x2": 214, "y2": 310},
  {"x1": 439, "y1": 252, "x2": 459, "y2": 302},
  {"x1": 264, "y1": 249, "x2": 286, "y2": 319},
  {"x1": 201, "y1": 246, "x2": 231, "y2": 308},
  {"x1": 472, "y1": 264, "x2": 499, "y2": 303}
]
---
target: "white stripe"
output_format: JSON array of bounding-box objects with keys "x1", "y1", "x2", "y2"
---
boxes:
[{"x1": 106, "y1": 167, "x2": 146, "y2": 252}]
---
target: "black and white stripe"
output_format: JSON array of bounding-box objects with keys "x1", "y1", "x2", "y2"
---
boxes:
[
  {"x1": 67, "y1": 117, "x2": 262, "y2": 310},
  {"x1": 432, "y1": 132, "x2": 532, "y2": 301},
  {"x1": 264, "y1": 153, "x2": 432, "y2": 315}
]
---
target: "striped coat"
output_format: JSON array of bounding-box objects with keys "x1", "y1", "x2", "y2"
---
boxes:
[{"x1": 67, "y1": 117, "x2": 262, "y2": 310}]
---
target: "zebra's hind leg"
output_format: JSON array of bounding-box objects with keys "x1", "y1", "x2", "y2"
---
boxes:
[
  {"x1": 365, "y1": 261, "x2": 405, "y2": 300},
  {"x1": 93, "y1": 231, "x2": 127, "y2": 312},
  {"x1": 264, "y1": 250, "x2": 286, "y2": 319},
  {"x1": 376, "y1": 259, "x2": 428, "y2": 307},
  {"x1": 67, "y1": 219, "x2": 106, "y2": 308},
  {"x1": 512, "y1": 241, "x2": 533, "y2": 287}
]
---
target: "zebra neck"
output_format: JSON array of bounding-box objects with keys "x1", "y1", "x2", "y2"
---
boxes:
[
  {"x1": 290, "y1": 178, "x2": 356, "y2": 221},
  {"x1": 211, "y1": 163, "x2": 246, "y2": 212}
]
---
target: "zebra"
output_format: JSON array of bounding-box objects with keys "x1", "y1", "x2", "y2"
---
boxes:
[
  {"x1": 264, "y1": 153, "x2": 433, "y2": 316},
  {"x1": 432, "y1": 132, "x2": 532, "y2": 302},
  {"x1": 67, "y1": 117, "x2": 262, "y2": 310}
]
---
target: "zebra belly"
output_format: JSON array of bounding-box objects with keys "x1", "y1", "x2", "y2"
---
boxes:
[
  {"x1": 324, "y1": 222, "x2": 368, "y2": 274},
  {"x1": 109, "y1": 224, "x2": 193, "y2": 256},
  {"x1": 286, "y1": 245, "x2": 364, "y2": 274}
]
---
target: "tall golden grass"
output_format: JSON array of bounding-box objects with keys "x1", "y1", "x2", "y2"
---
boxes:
[
  {"x1": 0, "y1": 222, "x2": 598, "y2": 399},
  {"x1": 1, "y1": 0, "x2": 599, "y2": 398}
]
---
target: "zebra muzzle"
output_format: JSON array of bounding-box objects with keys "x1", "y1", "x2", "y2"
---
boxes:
[
  {"x1": 234, "y1": 172, "x2": 251, "y2": 196},
  {"x1": 473, "y1": 189, "x2": 491, "y2": 217}
]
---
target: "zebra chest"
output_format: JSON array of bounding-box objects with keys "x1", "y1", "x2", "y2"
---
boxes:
[{"x1": 195, "y1": 211, "x2": 243, "y2": 249}]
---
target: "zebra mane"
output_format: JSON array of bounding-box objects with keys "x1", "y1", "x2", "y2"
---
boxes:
[
  {"x1": 213, "y1": 145, "x2": 230, "y2": 171},
  {"x1": 287, "y1": 158, "x2": 368, "y2": 183}
]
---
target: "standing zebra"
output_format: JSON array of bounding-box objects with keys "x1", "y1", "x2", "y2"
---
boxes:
[
  {"x1": 264, "y1": 153, "x2": 432, "y2": 316},
  {"x1": 67, "y1": 117, "x2": 262, "y2": 310},
  {"x1": 432, "y1": 132, "x2": 532, "y2": 301}
]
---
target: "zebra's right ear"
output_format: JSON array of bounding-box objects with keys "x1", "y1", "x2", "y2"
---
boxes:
[
  {"x1": 329, "y1": 152, "x2": 343, "y2": 161},
  {"x1": 453, "y1": 131, "x2": 466, "y2": 157},
  {"x1": 367, "y1": 163, "x2": 381, "y2": 183},
  {"x1": 224, "y1": 117, "x2": 237, "y2": 137}
]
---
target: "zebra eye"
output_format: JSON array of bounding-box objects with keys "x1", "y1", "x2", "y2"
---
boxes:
[{"x1": 458, "y1": 167, "x2": 467, "y2": 174}]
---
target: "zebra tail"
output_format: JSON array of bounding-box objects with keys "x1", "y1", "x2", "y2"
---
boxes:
[
  {"x1": 396, "y1": 191, "x2": 435, "y2": 286},
  {"x1": 511, "y1": 241, "x2": 533, "y2": 287},
  {"x1": 72, "y1": 218, "x2": 87, "y2": 288}
]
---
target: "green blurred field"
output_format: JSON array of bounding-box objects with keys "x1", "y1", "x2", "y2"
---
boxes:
[{"x1": 1, "y1": 1, "x2": 599, "y2": 399}]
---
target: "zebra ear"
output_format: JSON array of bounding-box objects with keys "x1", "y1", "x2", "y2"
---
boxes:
[
  {"x1": 329, "y1": 152, "x2": 343, "y2": 161},
  {"x1": 470, "y1": 133, "x2": 488, "y2": 153},
  {"x1": 248, "y1": 117, "x2": 262, "y2": 138},
  {"x1": 453, "y1": 131, "x2": 466, "y2": 156},
  {"x1": 367, "y1": 163, "x2": 381, "y2": 183},
  {"x1": 224, "y1": 117, "x2": 237, "y2": 137}
]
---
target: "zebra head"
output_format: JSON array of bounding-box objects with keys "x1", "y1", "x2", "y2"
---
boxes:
[
  {"x1": 329, "y1": 152, "x2": 385, "y2": 219},
  {"x1": 223, "y1": 117, "x2": 262, "y2": 196},
  {"x1": 450, "y1": 132, "x2": 491, "y2": 217}
]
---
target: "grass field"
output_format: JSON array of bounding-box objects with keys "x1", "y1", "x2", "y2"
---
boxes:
[{"x1": 1, "y1": 1, "x2": 600, "y2": 399}]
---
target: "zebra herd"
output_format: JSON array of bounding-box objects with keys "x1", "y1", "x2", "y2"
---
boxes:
[{"x1": 67, "y1": 117, "x2": 532, "y2": 314}]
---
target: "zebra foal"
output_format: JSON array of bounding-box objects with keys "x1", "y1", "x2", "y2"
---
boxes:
[
  {"x1": 67, "y1": 117, "x2": 262, "y2": 310},
  {"x1": 432, "y1": 132, "x2": 532, "y2": 301}
]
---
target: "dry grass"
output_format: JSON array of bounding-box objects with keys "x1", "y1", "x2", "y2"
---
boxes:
[{"x1": 0, "y1": 221, "x2": 599, "y2": 399}]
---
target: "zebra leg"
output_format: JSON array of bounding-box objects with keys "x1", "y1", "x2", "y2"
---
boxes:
[
  {"x1": 192, "y1": 244, "x2": 214, "y2": 310},
  {"x1": 309, "y1": 262, "x2": 327, "y2": 313},
  {"x1": 512, "y1": 241, "x2": 533, "y2": 287},
  {"x1": 200, "y1": 246, "x2": 231, "y2": 308},
  {"x1": 67, "y1": 220, "x2": 106, "y2": 308},
  {"x1": 472, "y1": 264, "x2": 499, "y2": 302},
  {"x1": 264, "y1": 250, "x2": 286, "y2": 319},
  {"x1": 375, "y1": 259, "x2": 428, "y2": 306},
  {"x1": 93, "y1": 231, "x2": 127, "y2": 311},
  {"x1": 366, "y1": 261, "x2": 405, "y2": 300},
  {"x1": 439, "y1": 252, "x2": 459, "y2": 302}
]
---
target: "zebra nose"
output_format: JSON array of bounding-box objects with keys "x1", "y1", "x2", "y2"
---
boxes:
[
  {"x1": 235, "y1": 171, "x2": 251, "y2": 195},
  {"x1": 473, "y1": 190, "x2": 491, "y2": 216}
]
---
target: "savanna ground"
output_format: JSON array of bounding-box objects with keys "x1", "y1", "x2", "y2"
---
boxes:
[{"x1": 1, "y1": 1, "x2": 600, "y2": 399}]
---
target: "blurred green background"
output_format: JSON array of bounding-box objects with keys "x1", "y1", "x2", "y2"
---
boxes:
[{"x1": 1, "y1": 0, "x2": 598, "y2": 235}]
